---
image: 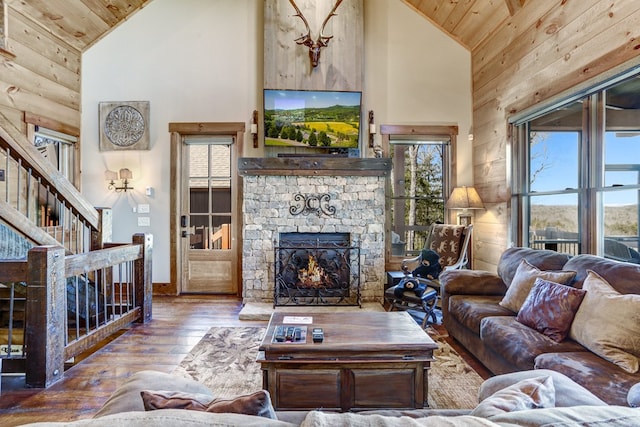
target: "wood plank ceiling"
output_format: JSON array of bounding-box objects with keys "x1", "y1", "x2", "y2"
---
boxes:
[
  {"x1": 402, "y1": 0, "x2": 527, "y2": 51},
  {"x1": 5, "y1": 0, "x2": 153, "y2": 52},
  {"x1": 10, "y1": 0, "x2": 526, "y2": 54}
]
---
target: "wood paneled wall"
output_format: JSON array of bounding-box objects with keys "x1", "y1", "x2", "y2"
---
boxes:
[
  {"x1": 471, "y1": 0, "x2": 640, "y2": 271},
  {"x1": 264, "y1": 0, "x2": 363, "y2": 91},
  {"x1": 0, "y1": 1, "x2": 5, "y2": 51},
  {"x1": 0, "y1": 4, "x2": 81, "y2": 132}
]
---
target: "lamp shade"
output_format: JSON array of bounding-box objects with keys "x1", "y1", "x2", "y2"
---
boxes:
[
  {"x1": 119, "y1": 168, "x2": 133, "y2": 180},
  {"x1": 446, "y1": 186, "x2": 484, "y2": 210},
  {"x1": 104, "y1": 170, "x2": 118, "y2": 181}
]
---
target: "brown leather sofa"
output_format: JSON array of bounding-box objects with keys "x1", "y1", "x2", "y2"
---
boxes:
[{"x1": 440, "y1": 247, "x2": 640, "y2": 406}]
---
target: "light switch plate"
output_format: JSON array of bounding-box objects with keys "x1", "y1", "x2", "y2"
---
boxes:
[
  {"x1": 138, "y1": 216, "x2": 150, "y2": 227},
  {"x1": 138, "y1": 203, "x2": 150, "y2": 214}
]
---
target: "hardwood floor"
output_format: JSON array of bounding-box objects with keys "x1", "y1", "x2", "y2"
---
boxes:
[
  {"x1": 0, "y1": 296, "x2": 490, "y2": 426},
  {"x1": 0, "y1": 296, "x2": 265, "y2": 426}
]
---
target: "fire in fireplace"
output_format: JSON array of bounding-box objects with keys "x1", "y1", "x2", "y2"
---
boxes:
[{"x1": 274, "y1": 232, "x2": 361, "y2": 306}]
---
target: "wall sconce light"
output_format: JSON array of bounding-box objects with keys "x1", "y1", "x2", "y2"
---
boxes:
[
  {"x1": 251, "y1": 110, "x2": 258, "y2": 148},
  {"x1": 368, "y1": 110, "x2": 376, "y2": 148},
  {"x1": 106, "y1": 168, "x2": 134, "y2": 192},
  {"x1": 445, "y1": 186, "x2": 484, "y2": 226}
]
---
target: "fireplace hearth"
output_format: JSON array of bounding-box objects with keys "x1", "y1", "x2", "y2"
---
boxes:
[{"x1": 274, "y1": 233, "x2": 360, "y2": 307}]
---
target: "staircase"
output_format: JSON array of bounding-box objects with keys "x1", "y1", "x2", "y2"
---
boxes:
[
  {"x1": 0, "y1": 112, "x2": 155, "y2": 388},
  {"x1": 0, "y1": 112, "x2": 105, "y2": 257}
]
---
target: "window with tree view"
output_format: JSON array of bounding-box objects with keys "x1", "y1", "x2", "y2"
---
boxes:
[
  {"x1": 390, "y1": 139, "x2": 448, "y2": 257},
  {"x1": 513, "y1": 71, "x2": 640, "y2": 263}
]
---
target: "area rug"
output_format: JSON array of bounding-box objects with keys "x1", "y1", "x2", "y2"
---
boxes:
[{"x1": 172, "y1": 326, "x2": 484, "y2": 409}]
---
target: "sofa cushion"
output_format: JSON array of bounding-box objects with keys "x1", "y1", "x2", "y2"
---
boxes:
[
  {"x1": 299, "y1": 411, "x2": 501, "y2": 426},
  {"x1": 471, "y1": 376, "x2": 555, "y2": 418},
  {"x1": 496, "y1": 247, "x2": 571, "y2": 288},
  {"x1": 516, "y1": 278, "x2": 586, "y2": 342},
  {"x1": 488, "y1": 405, "x2": 640, "y2": 427},
  {"x1": 569, "y1": 270, "x2": 640, "y2": 373},
  {"x1": 629, "y1": 383, "x2": 640, "y2": 408},
  {"x1": 20, "y1": 409, "x2": 297, "y2": 426},
  {"x1": 499, "y1": 259, "x2": 576, "y2": 313},
  {"x1": 563, "y1": 253, "x2": 640, "y2": 293},
  {"x1": 478, "y1": 369, "x2": 606, "y2": 407},
  {"x1": 141, "y1": 389, "x2": 277, "y2": 419},
  {"x1": 448, "y1": 295, "x2": 512, "y2": 335},
  {"x1": 94, "y1": 370, "x2": 215, "y2": 417},
  {"x1": 535, "y1": 351, "x2": 640, "y2": 406},
  {"x1": 480, "y1": 316, "x2": 585, "y2": 370}
]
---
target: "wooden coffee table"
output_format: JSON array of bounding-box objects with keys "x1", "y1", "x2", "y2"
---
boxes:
[{"x1": 257, "y1": 311, "x2": 437, "y2": 411}]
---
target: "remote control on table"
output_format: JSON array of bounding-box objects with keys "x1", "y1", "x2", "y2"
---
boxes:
[
  {"x1": 274, "y1": 326, "x2": 285, "y2": 342},
  {"x1": 312, "y1": 327, "x2": 324, "y2": 343},
  {"x1": 285, "y1": 327, "x2": 296, "y2": 341}
]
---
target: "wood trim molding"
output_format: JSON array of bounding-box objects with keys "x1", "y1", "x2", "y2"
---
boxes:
[
  {"x1": 380, "y1": 124, "x2": 459, "y2": 136},
  {"x1": 24, "y1": 112, "x2": 80, "y2": 137},
  {"x1": 168, "y1": 122, "x2": 244, "y2": 297},
  {"x1": 168, "y1": 122, "x2": 245, "y2": 135}
]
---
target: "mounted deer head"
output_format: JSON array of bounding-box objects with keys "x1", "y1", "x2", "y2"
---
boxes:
[{"x1": 288, "y1": 0, "x2": 343, "y2": 68}]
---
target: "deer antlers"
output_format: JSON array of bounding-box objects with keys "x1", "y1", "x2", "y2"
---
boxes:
[{"x1": 288, "y1": 0, "x2": 344, "y2": 68}]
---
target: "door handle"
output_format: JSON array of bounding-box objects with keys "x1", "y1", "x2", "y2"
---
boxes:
[{"x1": 181, "y1": 215, "x2": 188, "y2": 228}]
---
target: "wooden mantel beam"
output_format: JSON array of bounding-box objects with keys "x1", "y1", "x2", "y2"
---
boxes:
[{"x1": 238, "y1": 157, "x2": 391, "y2": 177}]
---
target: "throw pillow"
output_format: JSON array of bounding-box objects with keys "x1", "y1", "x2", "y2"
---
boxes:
[
  {"x1": 628, "y1": 383, "x2": 640, "y2": 408},
  {"x1": 140, "y1": 389, "x2": 277, "y2": 419},
  {"x1": 516, "y1": 278, "x2": 586, "y2": 342},
  {"x1": 569, "y1": 270, "x2": 640, "y2": 374},
  {"x1": 140, "y1": 390, "x2": 213, "y2": 411},
  {"x1": 499, "y1": 259, "x2": 576, "y2": 313},
  {"x1": 471, "y1": 376, "x2": 555, "y2": 418}
]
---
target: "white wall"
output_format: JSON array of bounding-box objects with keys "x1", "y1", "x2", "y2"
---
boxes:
[
  {"x1": 364, "y1": 0, "x2": 473, "y2": 178},
  {"x1": 81, "y1": 0, "x2": 471, "y2": 285}
]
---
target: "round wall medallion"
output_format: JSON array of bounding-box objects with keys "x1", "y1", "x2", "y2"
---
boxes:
[{"x1": 104, "y1": 105, "x2": 146, "y2": 147}]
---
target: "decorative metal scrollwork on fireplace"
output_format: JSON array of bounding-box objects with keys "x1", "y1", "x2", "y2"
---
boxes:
[{"x1": 289, "y1": 193, "x2": 336, "y2": 217}]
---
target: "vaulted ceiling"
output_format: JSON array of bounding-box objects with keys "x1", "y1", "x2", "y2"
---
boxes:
[
  {"x1": 402, "y1": 0, "x2": 528, "y2": 51},
  {"x1": 10, "y1": 0, "x2": 524, "y2": 53},
  {"x1": 5, "y1": 0, "x2": 153, "y2": 52}
]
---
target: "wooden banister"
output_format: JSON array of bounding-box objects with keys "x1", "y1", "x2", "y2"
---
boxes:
[
  {"x1": 25, "y1": 245, "x2": 66, "y2": 388},
  {"x1": 0, "y1": 113, "x2": 99, "y2": 229},
  {"x1": 2, "y1": 233, "x2": 152, "y2": 388}
]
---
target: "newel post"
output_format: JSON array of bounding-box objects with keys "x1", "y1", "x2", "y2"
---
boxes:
[
  {"x1": 133, "y1": 233, "x2": 153, "y2": 323},
  {"x1": 25, "y1": 245, "x2": 66, "y2": 388},
  {"x1": 91, "y1": 208, "x2": 113, "y2": 250}
]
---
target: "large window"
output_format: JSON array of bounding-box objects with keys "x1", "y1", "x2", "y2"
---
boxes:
[
  {"x1": 512, "y1": 72, "x2": 640, "y2": 263},
  {"x1": 390, "y1": 140, "x2": 447, "y2": 255},
  {"x1": 34, "y1": 127, "x2": 78, "y2": 184}
]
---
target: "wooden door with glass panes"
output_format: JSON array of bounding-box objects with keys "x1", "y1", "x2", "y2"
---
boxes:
[{"x1": 181, "y1": 135, "x2": 237, "y2": 293}]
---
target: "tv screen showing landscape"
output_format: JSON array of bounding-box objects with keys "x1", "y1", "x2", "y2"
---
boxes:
[{"x1": 264, "y1": 89, "x2": 361, "y2": 149}]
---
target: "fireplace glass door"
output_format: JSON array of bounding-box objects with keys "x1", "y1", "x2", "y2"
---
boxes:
[{"x1": 274, "y1": 232, "x2": 361, "y2": 306}]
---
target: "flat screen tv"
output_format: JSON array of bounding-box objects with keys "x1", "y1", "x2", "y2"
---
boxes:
[{"x1": 264, "y1": 89, "x2": 362, "y2": 149}]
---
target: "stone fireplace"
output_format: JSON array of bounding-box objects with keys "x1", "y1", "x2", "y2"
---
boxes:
[{"x1": 239, "y1": 157, "x2": 391, "y2": 306}]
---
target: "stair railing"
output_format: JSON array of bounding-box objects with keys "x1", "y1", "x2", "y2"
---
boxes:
[
  {"x1": 0, "y1": 113, "x2": 109, "y2": 254},
  {"x1": 0, "y1": 233, "x2": 152, "y2": 388}
]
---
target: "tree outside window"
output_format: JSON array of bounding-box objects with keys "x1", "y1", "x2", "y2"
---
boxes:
[
  {"x1": 390, "y1": 141, "x2": 447, "y2": 255},
  {"x1": 513, "y1": 74, "x2": 640, "y2": 262}
]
